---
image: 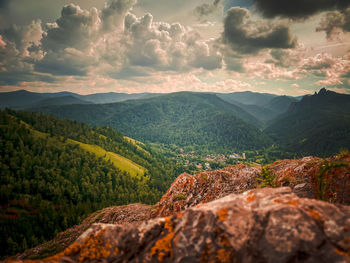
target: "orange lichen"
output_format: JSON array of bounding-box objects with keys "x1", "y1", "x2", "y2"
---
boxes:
[
  {"x1": 150, "y1": 217, "x2": 174, "y2": 262},
  {"x1": 113, "y1": 247, "x2": 120, "y2": 256},
  {"x1": 216, "y1": 248, "x2": 231, "y2": 263},
  {"x1": 307, "y1": 209, "x2": 324, "y2": 222},
  {"x1": 74, "y1": 228, "x2": 112, "y2": 262},
  {"x1": 246, "y1": 194, "x2": 256, "y2": 202},
  {"x1": 218, "y1": 234, "x2": 231, "y2": 247},
  {"x1": 335, "y1": 248, "x2": 350, "y2": 258},
  {"x1": 273, "y1": 199, "x2": 299, "y2": 206},
  {"x1": 286, "y1": 200, "x2": 299, "y2": 206},
  {"x1": 218, "y1": 208, "x2": 229, "y2": 222}
]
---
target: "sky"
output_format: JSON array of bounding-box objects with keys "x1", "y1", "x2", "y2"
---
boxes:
[{"x1": 0, "y1": 0, "x2": 349, "y2": 96}]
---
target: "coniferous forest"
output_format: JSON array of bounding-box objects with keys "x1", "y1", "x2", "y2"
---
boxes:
[{"x1": 0, "y1": 110, "x2": 180, "y2": 257}]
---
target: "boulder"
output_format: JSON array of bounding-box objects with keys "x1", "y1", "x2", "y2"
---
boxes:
[{"x1": 9, "y1": 187, "x2": 350, "y2": 263}]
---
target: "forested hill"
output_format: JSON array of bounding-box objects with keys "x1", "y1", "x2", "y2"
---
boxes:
[
  {"x1": 0, "y1": 110, "x2": 179, "y2": 258},
  {"x1": 29, "y1": 92, "x2": 272, "y2": 153},
  {"x1": 265, "y1": 88, "x2": 350, "y2": 156}
]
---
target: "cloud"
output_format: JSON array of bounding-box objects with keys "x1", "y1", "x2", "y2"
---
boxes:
[
  {"x1": 194, "y1": 0, "x2": 221, "y2": 19},
  {"x1": 41, "y1": 4, "x2": 101, "y2": 52},
  {"x1": 265, "y1": 48, "x2": 304, "y2": 68},
  {"x1": 316, "y1": 8, "x2": 350, "y2": 39},
  {"x1": 252, "y1": 0, "x2": 350, "y2": 19},
  {"x1": 2, "y1": 20, "x2": 43, "y2": 55},
  {"x1": 101, "y1": 0, "x2": 136, "y2": 32},
  {"x1": 0, "y1": 35, "x2": 55, "y2": 85},
  {"x1": 299, "y1": 52, "x2": 350, "y2": 87},
  {"x1": 35, "y1": 48, "x2": 97, "y2": 76},
  {"x1": 122, "y1": 12, "x2": 223, "y2": 72},
  {"x1": 222, "y1": 7, "x2": 297, "y2": 54}
]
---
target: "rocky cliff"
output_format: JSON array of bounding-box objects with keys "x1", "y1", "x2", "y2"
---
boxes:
[{"x1": 7, "y1": 154, "x2": 350, "y2": 262}]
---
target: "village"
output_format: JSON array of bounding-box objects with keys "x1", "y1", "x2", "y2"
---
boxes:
[{"x1": 178, "y1": 148, "x2": 246, "y2": 172}]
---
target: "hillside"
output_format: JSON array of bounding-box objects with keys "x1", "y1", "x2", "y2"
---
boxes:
[
  {"x1": 28, "y1": 92, "x2": 272, "y2": 153},
  {"x1": 0, "y1": 110, "x2": 179, "y2": 258},
  {"x1": 0, "y1": 90, "x2": 162, "y2": 109},
  {"x1": 24, "y1": 95, "x2": 92, "y2": 108},
  {"x1": 217, "y1": 91, "x2": 277, "y2": 106},
  {"x1": 81, "y1": 92, "x2": 161, "y2": 104},
  {"x1": 265, "y1": 88, "x2": 350, "y2": 156},
  {"x1": 12, "y1": 153, "x2": 350, "y2": 261},
  {"x1": 218, "y1": 92, "x2": 297, "y2": 125}
]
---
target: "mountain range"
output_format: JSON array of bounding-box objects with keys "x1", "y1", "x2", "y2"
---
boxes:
[
  {"x1": 1, "y1": 88, "x2": 350, "y2": 156},
  {"x1": 266, "y1": 88, "x2": 350, "y2": 156}
]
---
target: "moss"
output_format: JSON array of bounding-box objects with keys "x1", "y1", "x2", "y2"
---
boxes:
[
  {"x1": 257, "y1": 166, "x2": 277, "y2": 188},
  {"x1": 27, "y1": 242, "x2": 64, "y2": 259},
  {"x1": 338, "y1": 148, "x2": 350, "y2": 159},
  {"x1": 315, "y1": 160, "x2": 348, "y2": 201},
  {"x1": 173, "y1": 194, "x2": 187, "y2": 201}
]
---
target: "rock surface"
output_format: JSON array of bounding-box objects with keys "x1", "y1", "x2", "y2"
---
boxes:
[
  {"x1": 268, "y1": 154, "x2": 350, "y2": 205},
  {"x1": 10, "y1": 154, "x2": 350, "y2": 260},
  {"x1": 14, "y1": 204, "x2": 151, "y2": 260},
  {"x1": 8, "y1": 187, "x2": 350, "y2": 263},
  {"x1": 152, "y1": 164, "x2": 261, "y2": 217}
]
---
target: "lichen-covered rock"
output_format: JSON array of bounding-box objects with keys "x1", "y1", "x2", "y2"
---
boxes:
[
  {"x1": 152, "y1": 164, "x2": 261, "y2": 218},
  {"x1": 268, "y1": 154, "x2": 350, "y2": 205},
  {"x1": 10, "y1": 187, "x2": 350, "y2": 263},
  {"x1": 13, "y1": 203, "x2": 151, "y2": 260}
]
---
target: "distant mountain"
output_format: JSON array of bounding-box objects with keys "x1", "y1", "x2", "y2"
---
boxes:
[
  {"x1": 0, "y1": 90, "x2": 47, "y2": 108},
  {"x1": 264, "y1": 96, "x2": 297, "y2": 114},
  {"x1": 0, "y1": 90, "x2": 163, "y2": 108},
  {"x1": 218, "y1": 92, "x2": 297, "y2": 125},
  {"x1": 30, "y1": 92, "x2": 272, "y2": 153},
  {"x1": 81, "y1": 92, "x2": 161, "y2": 104},
  {"x1": 217, "y1": 91, "x2": 278, "y2": 106},
  {"x1": 25, "y1": 95, "x2": 92, "y2": 108},
  {"x1": 265, "y1": 88, "x2": 350, "y2": 156}
]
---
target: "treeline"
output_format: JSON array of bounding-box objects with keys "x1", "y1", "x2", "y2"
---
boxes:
[{"x1": 0, "y1": 110, "x2": 180, "y2": 258}]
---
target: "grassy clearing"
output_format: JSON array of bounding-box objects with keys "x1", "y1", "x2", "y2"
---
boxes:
[
  {"x1": 22, "y1": 120, "x2": 146, "y2": 178},
  {"x1": 124, "y1": 136, "x2": 150, "y2": 155},
  {"x1": 68, "y1": 140, "x2": 146, "y2": 178}
]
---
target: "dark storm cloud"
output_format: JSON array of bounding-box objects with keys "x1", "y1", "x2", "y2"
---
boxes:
[
  {"x1": 194, "y1": 0, "x2": 221, "y2": 18},
  {"x1": 252, "y1": 0, "x2": 350, "y2": 19},
  {"x1": 223, "y1": 7, "x2": 297, "y2": 54},
  {"x1": 316, "y1": 8, "x2": 350, "y2": 39},
  {"x1": 0, "y1": 0, "x2": 10, "y2": 9}
]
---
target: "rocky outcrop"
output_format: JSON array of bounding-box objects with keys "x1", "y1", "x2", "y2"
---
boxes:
[
  {"x1": 268, "y1": 154, "x2": 350, "y2": 205},
  {"x1": 152, "y1": 164, "x2": 261, "y2": 218},
  {"x1": 11, "y1": 154, "x2": 350, "y2": 261},
  {"x1": 9, "y1": 187, "x2": 350, "y2": 263},
  {"x1": 15, "y1": 204, "x2": 151, "y2": 260}
]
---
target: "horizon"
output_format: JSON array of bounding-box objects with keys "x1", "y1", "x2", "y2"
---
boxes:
[
  {"x1": 0, "y1": 88, "x2": 320, "y2": 97},
  {"x1": 0, "y1": 0, "x2": 349, "y2": 96}
]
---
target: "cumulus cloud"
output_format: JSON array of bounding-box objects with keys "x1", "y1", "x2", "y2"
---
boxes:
[
  {"x1": 316, "y1": 8, "x2": 350, "y2": 39},
  {"x1": 0, "y1": 34, "x2": 54, "y2": 85},
  {"x1": 252, "y1": 0, "x2": 350, "y2": 19},
  {"x1": 41, "y1": 4, "x2": 101, "y2": 52},
  {"x1": 101, "y1": 0, "x2": 136, "y2": 32},
  {"x1": 120, "y1": 12, "x2": 223, "y2": 73},
  {"x1": 2, "y1": 20, "x2": 43, "y2": 55},
  {"x1": 222, "y1": 7, "x2": 297, "y2": 54}
]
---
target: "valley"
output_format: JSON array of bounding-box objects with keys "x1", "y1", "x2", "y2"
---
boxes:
[{"x1": 1, "y1": 88, "x2": 350, "y2": 260}]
